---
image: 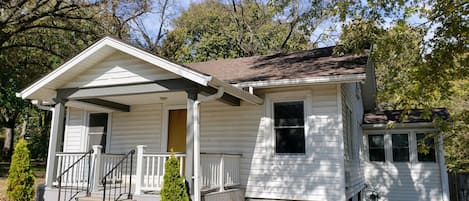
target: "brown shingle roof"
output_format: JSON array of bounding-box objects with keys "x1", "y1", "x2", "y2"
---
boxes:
[
  {"x1": 364, "y1": 108, "x2": 450, "y2": 124},
  {"x1": 185, "y1": 46, "x2": 368, "y2": 84}
]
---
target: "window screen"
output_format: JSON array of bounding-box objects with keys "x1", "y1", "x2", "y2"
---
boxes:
[
  {"x1": 274, "y1": 101, "x2": 305, "y2": 154},
  {"x1": 392, "y1": 134, "x2": 409, "y2": 162},
  {"x1": 368, "y1": 135, "x2": 385, "y2": 161},
  {"x1": 417, "y1": 134, "x2": 436, "y2": 162}
]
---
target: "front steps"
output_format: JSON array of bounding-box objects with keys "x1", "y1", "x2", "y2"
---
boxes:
[{"x1": 77, "y1": 197, "x2": 134, "y2": 201}]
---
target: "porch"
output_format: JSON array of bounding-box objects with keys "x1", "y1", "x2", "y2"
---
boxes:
[{"x1": 52, "y1": 145, "x2": 241, "y2": 201}]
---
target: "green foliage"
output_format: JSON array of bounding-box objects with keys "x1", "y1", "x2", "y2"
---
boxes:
[
  {"x1": 335, "y1": 1, "x2": 468, "y2": 172},
  {"x1": 6, "y1": 139, "x2": 35, "y2": 201},
  {"x1": 161, "y1": 154, "x2": 189, "y2": 201},
  {"x1": 160, "y1": 0, "x2": 310, "y2": 63}
]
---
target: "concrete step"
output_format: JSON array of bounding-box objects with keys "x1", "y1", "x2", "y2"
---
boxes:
[{"x1": 77, "y1": 196, "x2": 134, "y2": 201}]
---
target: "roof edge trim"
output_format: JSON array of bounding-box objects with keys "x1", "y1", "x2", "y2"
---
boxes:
[
  {"x1": 362, "y1": 122, "x2": 436, "y2": 129},
  {"x1": 233, "y1": 73, "x2": 366, "y2": 88},
  {"x1": 18, "y1": 36, "x2": 213, "y2": 100}
]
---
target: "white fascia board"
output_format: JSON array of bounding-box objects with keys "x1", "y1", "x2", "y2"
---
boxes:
[
  {"x1": 18, "y1": 38, "x2": 110, "y2": 99},
  {"x1": 362, "y1": 122, "x2": 436, "y2": 129},
  {"x1": 209, "y1": 78, "x2": 263, "y2": 105},
  {"x1": 233, "y1": 73, "x2": 366, "y2": 88},
  {"x1": 18, "y1": 36, "x2": 212, "y2": 100}
]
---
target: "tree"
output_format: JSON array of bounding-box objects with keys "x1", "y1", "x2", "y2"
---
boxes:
[
  {"x1": 333, "y1": 1, "x2": 468, "y2": 172},
  {"x1": 0, "y1": 0, "x2": 152, "y2": 159},
  {"x1": 6, "y1": 139, "x2": 35, "y2": 201},
  {"x1": 160, "y1": 154, "x2": 189, "y2": 201},
  {"x1": 160, "y1": 0, "x2": 312, "y2": 63}
]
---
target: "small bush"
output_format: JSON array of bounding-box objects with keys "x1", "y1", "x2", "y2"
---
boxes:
[
  {"x1": 7, "y1": 139, "x2": 35, "y2": 201},
  {"x1": 161, "y1": 154, "x2": 189, "y2": 201}
]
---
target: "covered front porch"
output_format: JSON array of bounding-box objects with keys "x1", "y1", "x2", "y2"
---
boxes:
[
  {"x1": 43, "y1": 81, "x2": 259, "y2": 201},
  {"x1": 17, "y1": 37, "x2": 262, "y2": 201}
]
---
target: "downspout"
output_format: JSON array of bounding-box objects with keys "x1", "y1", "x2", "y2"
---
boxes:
[{"x1": 193, "y1": 87, "x2": 224, "y2": 201}]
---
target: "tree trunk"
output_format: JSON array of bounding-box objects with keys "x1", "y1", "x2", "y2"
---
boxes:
[{"x1": 2, "y1": 121, "x2": 15, "y2": 159}]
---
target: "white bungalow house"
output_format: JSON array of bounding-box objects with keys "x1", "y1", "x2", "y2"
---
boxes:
[{"x1": 17, "y1": 37, "x2": 450, "y2": 201}]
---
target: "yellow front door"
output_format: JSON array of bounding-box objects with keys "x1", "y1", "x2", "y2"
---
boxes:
[{"x1": 167, "y1": 109, "x2": 187, "y2": 152}]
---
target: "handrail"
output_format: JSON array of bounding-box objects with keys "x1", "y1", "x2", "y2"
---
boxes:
[
  {"x1": 57, "y1": 150, "x2": 94, "y2": 201},
  {"x1": 101, "y1": 149, "x2": 135, "y2": 201},
  {"x1": 56, "y1": 150, "x2": 93, "y2": 179},
  {"x1": 201, "y1": 152, "x2": 242, "y2": 156},
  {"x1": 101, "y1": 150, "x2": 135, "y2": 180}
]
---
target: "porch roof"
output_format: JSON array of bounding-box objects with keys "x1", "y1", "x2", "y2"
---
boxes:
[{"x1": 16, "y1": 37, "x2": 263, "y2": 105}]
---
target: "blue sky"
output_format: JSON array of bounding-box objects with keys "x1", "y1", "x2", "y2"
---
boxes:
[{"x1": 135, "y1": 0, "x2": 431, "y2": 48}]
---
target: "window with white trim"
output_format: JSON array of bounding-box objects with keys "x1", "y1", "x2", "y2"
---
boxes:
[
  {"x1": 368, "y1": 135, "x2": 385, "y2": 161},
  {"x1": 273, "y1": 101, "x2": 305, "y2": 154},
  {"x1": 416, "y1": 133, "x2": 436, "y2": 162},
  {"x1": 392, "y1": 134, "x2": 409, "y2": 162}
]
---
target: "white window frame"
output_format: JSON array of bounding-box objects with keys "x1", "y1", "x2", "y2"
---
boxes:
[
  {"x1": 84, "y1": 112, "x2": 112, "y2": 153},
  {"x1": 363, "y1": 128, "x2": 438, "y2": 163},
  {"x1": 364, "y1": 132, "x2": 386, "y2": 162},
  {"x1": 390, "y1": 132, "x2": 410, "y2": 162},
  {"x1": 265, "y1": 90, "x2": 312, "y2": 156}
]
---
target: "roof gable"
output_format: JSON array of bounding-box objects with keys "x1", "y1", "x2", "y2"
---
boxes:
[
  {"x1": 63, "y1": 51, "x2": 179, "y2": 88},
  {"x1": 17, "y1": 37, "x2": 212, "y2": 101}
]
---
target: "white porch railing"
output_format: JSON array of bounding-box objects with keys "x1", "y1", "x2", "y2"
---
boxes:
[
  {"x1": 139, "y1": 152, "x2": 186, "y2": 192},
  {"x1": 55, "y1": 152, "x2": 91, "y2": 187},
  {"x1": 101, "y1": 153, "x2": 126, "y2": 183},
  {"x1": 53, "y1": 145, "x2": 241, "y2": 196},
  {"x1": 134, "y1": 145, "x2": 241, "y2": 195},
  {"x1": 200, "y1": 153, "x2": 241, "y2": 191}
]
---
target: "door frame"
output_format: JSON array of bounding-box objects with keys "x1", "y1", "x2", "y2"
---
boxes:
[
  {"x1": 161, "y1": 104, "x2": 187, "y2": 152},
  {"x1": 83, "y1": 111, "x2": 112, "y2": 153}
]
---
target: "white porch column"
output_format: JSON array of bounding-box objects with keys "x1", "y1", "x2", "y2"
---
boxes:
[
  {"x1": 185, "y1": 89, "x2": 198, "y2": 194},
  {"x1": 91, "y1": 145, "x2": 102, "y2": 192},
  {"x1": 45, "y1": 100, "x2": 66, "y2": 187},
  {"x1": 134, "y1": 145, "x2": 146, "y2": 195}
]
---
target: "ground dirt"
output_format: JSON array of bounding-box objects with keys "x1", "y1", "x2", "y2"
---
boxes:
[{"x1": 0, "y1": 162, "x2": 46, "y2": 201}]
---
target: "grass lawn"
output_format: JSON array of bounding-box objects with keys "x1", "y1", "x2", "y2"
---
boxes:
[{"x1": 0, "y1": 162, "x2": 46, "y2": 201}]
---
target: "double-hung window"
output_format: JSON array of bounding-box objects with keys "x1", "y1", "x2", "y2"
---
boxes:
[
  {"x1": 416, "y1": 133, "x2": 436, "y2": 162},
  {"x1": 368, "y1": 135, "x2": 385, "y2": 161},
  {"x1": 392, "y1": 134, "x2": 409, "y2": 162},
  {"x1": 273, "y1": 101, "x2": 305, "y2": 154}
]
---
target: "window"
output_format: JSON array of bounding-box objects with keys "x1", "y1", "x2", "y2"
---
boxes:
[
  {"x1": 274, "y1": 101, "x2": 305, "y2": 154},
  {"x1": 392, "y1": 134, "x2": 409, "y2": 162},
  {"x1": 368, "y1": 135, "x2": 385, "y2": 161},
  {"x1": 88, "y1": 113, "x2": 108, "y2": 152},
  {"x1": 417, "y1": 133, "x2": 436, "y2": 162}
]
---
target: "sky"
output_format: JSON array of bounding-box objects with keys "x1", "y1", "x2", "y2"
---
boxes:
[{"x1": 134, "y1": 0, "x2": 432, "y2": 48}]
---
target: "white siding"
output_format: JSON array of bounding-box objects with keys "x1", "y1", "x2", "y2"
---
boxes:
[
  {"x1": 63, "y1": 107, "x2": 85, "y2": 152},
  {"x1": 363, "y1": 129, "x2": 445, "y2": 201},
  {"x1": 200, "y1": 85, "x2": 345, "y2": 201},
  {"x1": 63, "y1": 51, "x2": 178, "y2": 88},
  {"x1": 110, "y1": 104, "x2": 162, "y2": 153},
  {"x1": 341, "y1": 83, "x2": 366, "y2": 198},
  {"x1": 364, "y1": 162, "x2": 443, "y2": 201}
]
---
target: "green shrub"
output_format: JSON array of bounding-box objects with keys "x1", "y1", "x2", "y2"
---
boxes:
[
  {"x1": 7, "y1": 139, "x2": 35, "y2": 201},
  {"x1": 161, "y1": 154, "x2": 189, "y2": 201}
]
